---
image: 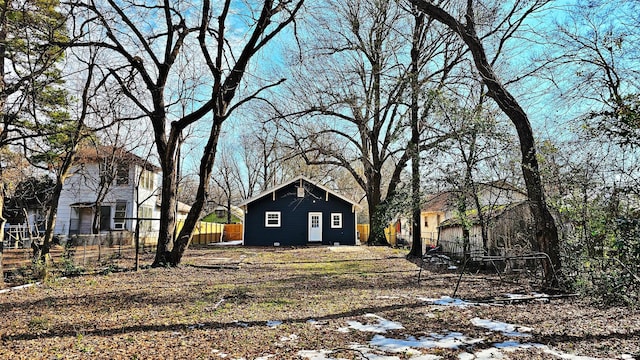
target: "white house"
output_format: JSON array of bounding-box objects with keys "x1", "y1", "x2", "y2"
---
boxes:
[{"x1": 54, "y1": 146, "x2": 189, "y2": 244}]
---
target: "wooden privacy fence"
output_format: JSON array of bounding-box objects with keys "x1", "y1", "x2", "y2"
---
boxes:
[
  {"x1": 223, "y1": 224, "x2": 243, "y2": 241},
  {"x1": 357, "y1": 224, "x2": 370, "y2": 244},
  {"x1": 179, "y1": 221, "x2": 244, "y2": 245},
  {"x1": 356, "y1": 224, "x2": 402, "y2": 245},
  {"x1": 183, "y1": 221, "x2": 223, "y2": 245}
]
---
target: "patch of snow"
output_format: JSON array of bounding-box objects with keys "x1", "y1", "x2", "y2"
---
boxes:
[
  {"x1": 504, "y1": 292, "x2": 547, "y2": 299},
  {"x1": 297, "y1": 349, "x2": 344, "y2": 360},
  {"x1": 233, "y1": 321, "x2": 249, "y2": 327},
  {"x1": 347, "y1": 347, "x2": 402, "y2": 360},
  {"x1": 0, "y1": 282, "x2": 40, "y2": 294},
  {"x1": 328, "y1": 246, "x2": 362, "y2": 252},
  {"x1": 279, "y1": 334, "x2": 298, "y2": 342},
  {"x1": 448, "y1": 266, "x2": 458, "y2": 270},
  {"x1": 463, "y1": 341, "x2": 609, "y2": 360},
  {"x1": 503, "y1": 292, "x2": 550, "y2": 302},
  {"x1": 307, "y1": 319, "x2": 328, "y2": 328},
  {"x1": 471, "y1": 318, "x2": 532, "y2": 337},
  {"x1": 342, "y1": 314, "x2": 404, "y2": 333},
  {"x1": 370, "y1": 332, "x2": 483, "y2": 351},
  {"x1": 266, "y1": 320, "x2": 282, "y2": 328},
  {"x1": 458, "y1": 347, "x2": 506, "y2": 360},
  {"x1": 418, "y1": 296, "x2": 474, "y2": 307},
  {"x1": 298, "y1": 345, "x2": 442, "y2": 360},
  {"x1": 212, "y1": 240, "x2": 243, "y2": 246},
  {"x1": 253, "y1": 355, "x2": 274, "y2": 360},
  {"x1": 493, "y1": 341, "x2": 539, "y2": 350},
  {"x1": 539, "y1": 345, "x2": 605, "y2": 360},
  {"x1": 212, "y1": 349, "x2": 231, "y2": 358}
]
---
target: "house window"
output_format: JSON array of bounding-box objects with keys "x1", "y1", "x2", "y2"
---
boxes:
[
  {"x1": 265, "y1": 211, "x2": 281, "y2": 227},
  {"x1": 114, "y1": 201, "x2": 127, "y2": 230},
  {"x1": 116, "y1": 163, "x2": 129, "y2": 185},
  {"x1": 138, "y1": 205, "x2": 153, "y2": 232},
  {"x1": 100, "y1": 206, "x2": 111, "y2": 231},
  {"x1": 331, "y1": 213, "x2": 342, "y2": 228},
  {"x1": 113, "y1": 201, "x2": 127, "y2": 230},
  {"x1": 140, "y1": 169, "x2": 155, "y2": 190},
  {"x1": 99, "y1": 161, "x2": 115, "y2": 185},
  {"x1": 424, "y1": 217, "x2": 428, "y2": 228}
]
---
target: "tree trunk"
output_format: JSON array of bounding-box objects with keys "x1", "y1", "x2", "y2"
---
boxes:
[
  {"x1": 409, "y1": 0, "x2": 561, "y2": 282},
  {"x1": 0, "y1": 2, "x2": 7, "y2": 287},
  {"x1": 39, "y1": 179, "x2": 64, "y2": 263},
  {"x1": 153, "y1": 158, "x2": 178, "y2": 267},
  {"x1": 226, "y1": 195, "x2": 231, "y2": 225},
  {"x1": 0, "y1": 184, "x2": 5, "y2": 287},
  {"x1": 366, "y1": 171, "x2": 389, "y2": 246},
  {"x1": 408, "y1": 10, "x2": 425, "y2": 258},
  {"x1": 169, "y1": 121, "x2": 222, "y2": 265}
]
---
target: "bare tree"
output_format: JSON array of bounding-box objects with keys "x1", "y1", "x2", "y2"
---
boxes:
[
  {"x1": 277, "y1": 0, "x2": 461, "y2": 245},
  {"x1": 27, "y1": 52, "x2": 100, "y2": 263},
  {"x1": 67, "y1": 0, "x2": 305, "y2": 266},
  {"x1": 434, "y1": 88, "x2": 515, "y2": 256},
  {"x1": 551, "y1": 0, "x2": 640, "y2": 148},
  {"x1": 409, "y1": 0, "x2": 561, "y2": 280},
  {"x1": 170, "y1": 0, "x2": 306, "y2": 265},
  {"x1": 210, "y1": 145, "x2": 240, "y2": 224}
]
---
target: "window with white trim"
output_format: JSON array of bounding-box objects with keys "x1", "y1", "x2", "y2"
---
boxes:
[
  {"x1": 114, "y1": 201, "x2": 127, "y2": 230},
  {"x1": 331, "y1": 213, "x2": 342, "y2": 228},
  {"x1": 265, "y1": 211, "x2": 281, "y2": 227}
]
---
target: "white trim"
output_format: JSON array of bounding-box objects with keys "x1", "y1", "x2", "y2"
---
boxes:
[
  {"x1": 331, "y1": 213, "x2": 343, "y2": 228},
  {"x1": 265, "y1": 211, "x2": 281, "y2": 227},
  {"x1": 239, "y1": 175, "x2": 360, "y2": 209}
]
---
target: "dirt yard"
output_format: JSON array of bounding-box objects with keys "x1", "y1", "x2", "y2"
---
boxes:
[{"x1": 1, "y1": 245, "x2": 638, "y2": 359}]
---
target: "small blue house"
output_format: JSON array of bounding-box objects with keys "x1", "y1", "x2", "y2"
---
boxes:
[{"x1": 238, "y1": 176, "x2": 360, "y2": 246}]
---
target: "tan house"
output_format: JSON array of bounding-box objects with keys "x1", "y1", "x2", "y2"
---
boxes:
[
  {"x1": 420, "y1": 180, "x2": 528, "y2": 255},
  {"x1": 420, "y1": 192, "x2": 456, "y2": 248}
]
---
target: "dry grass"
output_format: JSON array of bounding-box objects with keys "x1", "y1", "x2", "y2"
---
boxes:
[{"x1": 1, "y1": 245, "x2": 638, "y2": 359}]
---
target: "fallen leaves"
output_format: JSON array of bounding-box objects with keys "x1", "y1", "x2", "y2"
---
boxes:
[{"x1": 0, "y1": 246, "x2": 638, "y2": 359}]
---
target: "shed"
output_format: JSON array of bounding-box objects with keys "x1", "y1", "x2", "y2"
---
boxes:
[
  {"x1": 438, "y1": 201, "x2": 534, "y2": 259},
  {"x1": 238, "y1": 176, "x2": 360, "y2": 246}
]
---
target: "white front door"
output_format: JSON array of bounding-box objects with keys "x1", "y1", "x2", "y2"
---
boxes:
[{"x1": 308, "y1": 212, "x2": 322, "y2": 242}]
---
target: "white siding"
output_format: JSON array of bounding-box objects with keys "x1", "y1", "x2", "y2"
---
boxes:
[{"x1": 55, "y1": 161, "x2": 162, "y2": 236}]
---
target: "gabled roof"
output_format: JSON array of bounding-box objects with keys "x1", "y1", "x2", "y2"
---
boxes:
[
  {"x1": 438, "y1": 200, "x2": 530, "y2": 228},
  {"x1": 422, "y1": 192, "x2": 456, "y2": 212},
  {"x1": 75, "y1": 145, "x2": 160, "y2": 172},
  {"x1": 155, "y1": 198, "x2": 192, "y2": 214},
  {"x1": 421, "y1": 180, "x2": 526, "y2": 213},
  {"x1": 238, "y1": 175, "x2": 361, "y2": 208}
]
